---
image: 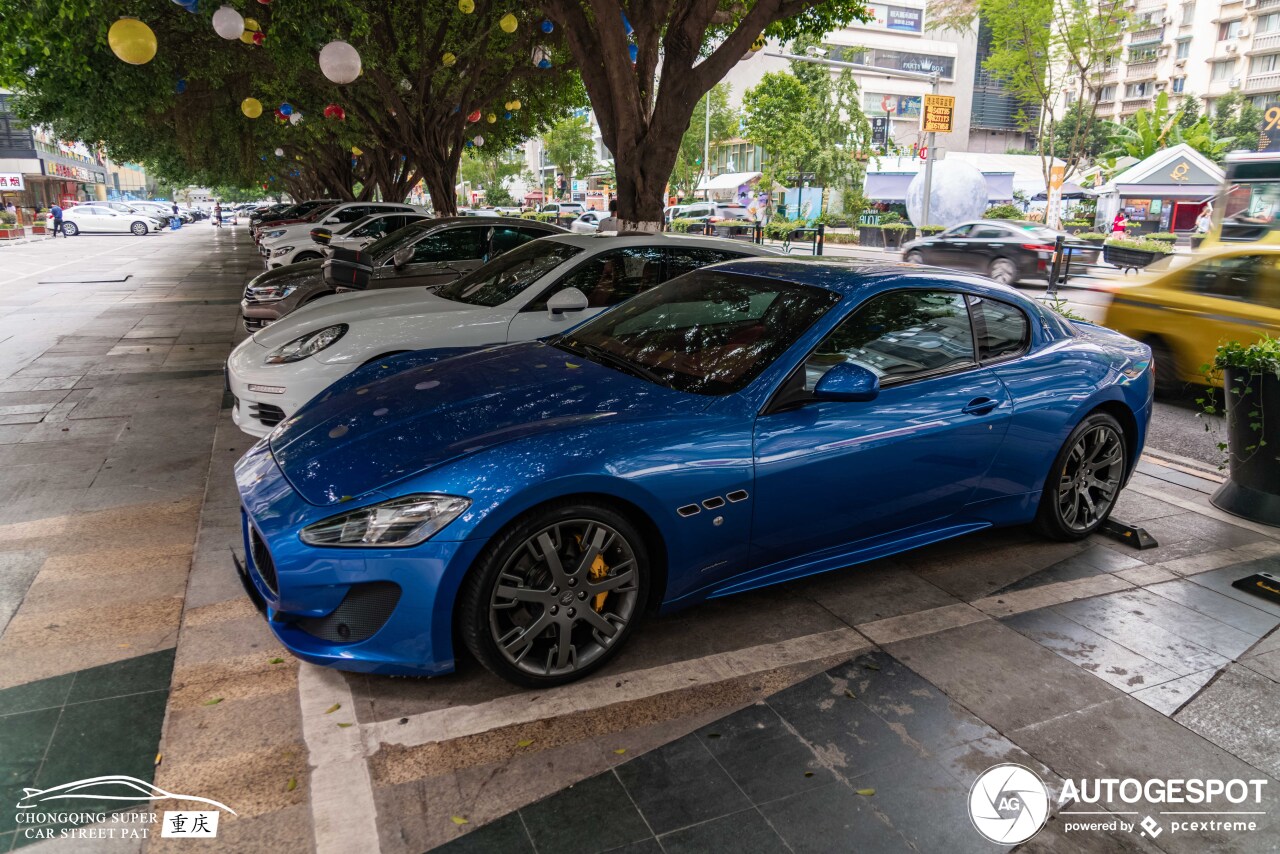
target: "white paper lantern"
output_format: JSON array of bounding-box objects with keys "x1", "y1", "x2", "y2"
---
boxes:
[
  {"x1": 212, "y1": 5, "x2": 245, "y2": 40},
  {"x1": 473, "y1": 135, "x2": 484, "y2": 146},
  {"x1": 275, "y1": 148, "x2": 284, "y2": 157},
  {"x1": 319, "y1": 40, "x2": 362, "y2": 85},
  {"x1": 289, "y1": 111, "x2": 303, "y2": 125}
]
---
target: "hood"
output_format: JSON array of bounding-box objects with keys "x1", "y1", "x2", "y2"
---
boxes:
[
  {"x1": 247, "y1": 259, "x2": 324, "y2": 289},
  {"x1": 249, "y1": 288, "x2": 481, "y2": 349},
  {"x1": 270, "y1": 342, "x2": 704, "y2": 505}
]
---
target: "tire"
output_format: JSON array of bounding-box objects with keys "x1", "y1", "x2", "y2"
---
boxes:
[
  {"x1": 1033, "y1": 411, "x2": 1127, "y2": 541},
  {"x1": 62, "y1": 222, "x2": 79, "y2": 236},
  {"x1": 988, "y1": 257, "x2": 1018, "y2": 286},
  {"x1": 130, "y1": 221, "x2": 148, "y2": 236},
  {"x1": 458, "y1": 501, "x2": 649, "y2": 688},
  {"x1": 1143, "y1": 336, "x2": 1187, "y2": 399},
  {"x1": 293, "y1": 252, "x2": 321, "y2": 263},
  {"x1": 906, "y1": 251, "x2": 925, "y2": 264}
]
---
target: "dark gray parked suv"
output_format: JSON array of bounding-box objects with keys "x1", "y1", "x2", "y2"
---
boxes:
[{"x1": 239, "y1": 217, "x2": 564, "y2": 331}]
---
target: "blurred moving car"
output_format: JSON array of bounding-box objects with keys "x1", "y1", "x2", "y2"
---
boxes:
[
  {"x1": 99, "y1": 201, "x2": 169, "y2": 230},
  {"x1": 677, "y1": 202, "x2": 751, "y2": 225},
  {"x1": 60, "y1": 204, "x2": 159, "y2": 236},
  {"x1": 227, "y1": 233, "x2": 777, "y2": 436},
  {"x1": 569, "y1": 210, "x2": 610, "y2": 233},
  {"x1": 540, "y1": 201, "x2": 585, "y2": 218},
  {"x1": 901, "y1": 220, "x2": 1098, "y2": 286},
  {"x1": 240, "y1": 217, "x2": 563, "y2": 332},
  {"x1": 1102, "y1": 247, "x2": 1280, "y2": 393}
]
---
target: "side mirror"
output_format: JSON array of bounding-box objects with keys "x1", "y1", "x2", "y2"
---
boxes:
[
  {"x1": 812, "y1": 362, "x2": 880, "y2": 402},
  {"x1": 392, "y1": 247, "x2": 414, "y2": 268},
  {"x1": 546, "y1": 287, "x2": 589, "y2": 319}
]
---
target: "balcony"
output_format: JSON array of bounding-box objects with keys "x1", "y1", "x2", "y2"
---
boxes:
[
  {"x1": 1246, "y1": 70, "x2": 1280, "y2": 91},
  {"x1": 1120, "y1": 97, "x2": 1154, "y2": 113},
  {"x1": 1250, "y1": 32, "x2": 1280, "y2": 54},
  {"x1": 1261, "y1": 0, "x2": 1280, "y2": 9},
  {"x1": 1129, "y1": 25, "x2": 1165, "y2": 43},
  {"x1": 1125, "y1": 60, "x2": 1160, "y2": 79},
  {"x1": 1091, "y1": 66, "x2": 1119, "y2": 82}
]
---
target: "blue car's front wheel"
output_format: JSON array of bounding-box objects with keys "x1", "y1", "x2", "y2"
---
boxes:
[{"x1": 459, "y1": 502, "x2": 649, "y2": 687}]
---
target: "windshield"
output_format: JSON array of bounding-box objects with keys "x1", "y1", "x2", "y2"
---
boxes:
[
  {"x1": 553, "y1": 270, "x2": 842, "y2": 395},
  {"x1": 364, "y1": 221, "x2": 434, "y2": 259},
  {"x1": 435, "y1": 240, "x2": 582, "y2": 307}
]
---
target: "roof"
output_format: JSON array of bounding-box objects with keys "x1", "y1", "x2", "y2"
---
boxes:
[
  {"x1": 709, "y1": 258, "x2": 937, "y2": 296},
  {"x1": 1104, "y1": 143, "x2": 1224, "y2": 190}
]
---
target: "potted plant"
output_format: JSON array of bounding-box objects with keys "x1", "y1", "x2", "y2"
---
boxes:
[
  {"x1": 983, "y1": 203, "x2": 1023, "y2": 220},
  {"x1": 1203, "y1": 336, "x2": 1280, "y2": 525},
  {"x1": 920, "y1": 225, "x2": 946, "y2": 236},
  {"x1": 881, "y1": 222, "x2": 909, "y2": 249},
  {"x1": 1102, "y1": 236, "x2": 1173, "y2": 273},
  {"x1": 1146, "y1": 231, "x2": 1179, "y2": 245},
  {"x1": 0, "y1": 211, "x2": 20, "y2": 239},
  {"x1": 1077, "y1": 232, "x2": 1108, "y2": 246},
  {"x1": 858, "y1": 222, "x2": 883, "y2": 247}
]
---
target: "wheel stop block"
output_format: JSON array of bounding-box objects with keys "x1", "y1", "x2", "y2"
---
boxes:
[
  {"x1": 1231, "y1": 572, "x2": 1280, "y2": 606},
  {"x1": 1098, "y1": 518, "x2": 1158, "y2": 550}
]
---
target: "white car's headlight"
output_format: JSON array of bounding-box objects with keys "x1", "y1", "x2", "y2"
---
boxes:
[
  {"x1": 266, "y1": 229, "x2": 287, "y2": 239},
  {"x1": 264, "y1": 324, "x2": 347, "y2": 364},
  {"x1": 301, "y1": 494, "x2": 470, "y2": 547},
  {"x1": 247, "y1": 283, "x2": 299, "y2": 302},
  {"x1": 273, "y1": 246, "x2": 295, "y2": 257}
]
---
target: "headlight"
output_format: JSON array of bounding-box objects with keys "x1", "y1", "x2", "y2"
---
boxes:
[
  {"x1": 273, "y1": 246, "x2": 295, "y2": 257},
  {"x1": 266, "y1": 229, "x2": 286, "y2": 239},
  {"x1": 264, "y1": 324, "x2": 347, "y2": 364},
  {"x1": 301, "y1": 494, "x2": 470, "y2": 547},
  {"x1": 246, "y1": 283, "x2": 299, "y2": 302}
]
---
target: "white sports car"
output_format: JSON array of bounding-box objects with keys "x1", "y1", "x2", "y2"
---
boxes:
[
  {"x1": 258, "y1": 202, "x2": 425, "y2": 267},
  {"x1": 226, "y1": 233, "x2": 776, "y2": 437}
]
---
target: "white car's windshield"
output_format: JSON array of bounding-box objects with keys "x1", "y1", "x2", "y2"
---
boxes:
[{"x1": 435, "y1": 241, "x2": 583, "y2": 307}]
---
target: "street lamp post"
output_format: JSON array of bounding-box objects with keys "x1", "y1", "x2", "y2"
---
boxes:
[{"x1": 767, "y1": 52, "x2": 943, "y2": 226}]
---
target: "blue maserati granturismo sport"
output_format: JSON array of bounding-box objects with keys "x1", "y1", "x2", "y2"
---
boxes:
[{"x1": 235, "y1": 259, "x2": 1153, "y2": 687}]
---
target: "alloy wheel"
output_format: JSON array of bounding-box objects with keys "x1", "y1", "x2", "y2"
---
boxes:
[
  {"x1": 63, "y1": 223, "x2": 78, "y2": 236},
  {"x1": 131, "y1": 221, "x2": 147, "y2": 235},
  {"x1": 1057, "y1": 424, "x2": 1124, "y2": 532},
  {"x1": 488, "y1": 519, "x2": 640, "y2": 678},
  {"x1": 990, "y1": 258, "x2": 1017, "y2": 285}
]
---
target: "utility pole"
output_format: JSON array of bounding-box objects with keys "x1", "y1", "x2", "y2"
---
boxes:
[
  {"x1": 702, "y1": 94, "x2": 711, "y2": 201},
  {"x1": 921, "y1": 72, "x2": 940, "y2": 228}
]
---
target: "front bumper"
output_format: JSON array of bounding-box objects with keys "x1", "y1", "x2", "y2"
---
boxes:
[
  {"x1": 235, "y1": 441, "x2": 483, "y2": 676},
  {"x1": 226, "y1": 341, "x2": 348, "y2": 437}
]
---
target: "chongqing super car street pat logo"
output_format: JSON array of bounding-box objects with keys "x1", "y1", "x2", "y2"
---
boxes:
[{"x1": 969, "y1": 764, "x2": 1050, "y2": 844}]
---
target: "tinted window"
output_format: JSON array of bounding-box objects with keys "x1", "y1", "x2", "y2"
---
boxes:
[
  {"x1": 1188, "y1": 254, "x2": 1279, "y2": 302},
  {"x1": 351, "y1": 216, "x2": 395, "y2": 239},
  {"x1": 943, "y1": 224, "x2": 972, "y2": 237},
  {"x1": 969, "y1": 225, "x2": 1008, "y2": 239},
  {"x1": 664, "y1": 247, "x2": 748, "y2": 279},
  {"x1": 435, "y1": 240, "x2": 583, "y2": 307},
  {"x1": 555, "y1": 271, "x2": 842, "y2": 395},
  {"x1": 366, "y1": 221, "x2": 434, "y2": 261},
  {"x1": 492, "y1": 226, "x2": 539, "y2": 254},
  {"x1": 971, "y1": 297, "x2": 1029, "y2": 362},
  {"x1": 530, "y1": 246, "x2": 665, "y2": 310},
  {"x1": 804, "y1": 290, "x2": 975, "y2": 388},
  {"x1": 408, "y1": 227, "x2": 488, "y2": 264},
  {"x1": 333, "y1": 205, "x2": 370, "y2": 223}
]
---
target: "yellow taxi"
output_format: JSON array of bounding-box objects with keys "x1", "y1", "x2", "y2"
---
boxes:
[{"x1": 1102, "y1": 246, "x2": 1280, "y2": 393}]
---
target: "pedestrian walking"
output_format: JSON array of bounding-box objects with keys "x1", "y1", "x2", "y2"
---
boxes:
[
  {"x1": 1195, "y1": 206, "x2": 1213, "y2": 234},
  {"x1": 1111, "y1": 211, "x2": 1128, "y2": 236},
  {"x1": 50, "y1": 203, "x2": 65, "y2": 238},
  {"x1": 212, "y1": 202, "x2": 222, "y2": 228}
]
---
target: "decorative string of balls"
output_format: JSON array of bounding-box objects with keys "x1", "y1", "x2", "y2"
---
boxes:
[
  {"x1": 473, "y1": 136, "x2": 485, "y2": 147},
  {"x1": 279, "y1": 103, "x2": 293, "y2": 116},
  {"x1": 241, "y1": 97, "x2": 263, "y2": 118},
  {"x1": 320, "y1": 41, "x2": 361, "y2": 84},
  {"x1": 351, "y1": 146, "x2": 363, "y2": 156},
  {"x1": 275, "y1": 148, "x2": 284, "y2": 157},
  {"x1": 541, "y1": 19, "x2": 554, "y2": 33},
  {"x1": 532, "y1": 47, "x2": 552, "y2": 69},
  {"x1": 289, "y1": 111, "x2": 303, "y2": 125},
  {"x1": 441, "y1": 52, "x2": 457, "y2": 67},
  {"x1": 467, "y1": 109, "x2": 482, "y2": 123},
  {"x1": 487, "y1": 113, "x2": 497, "y2": 124},
  {"x1": 108, "y1": 18, "x2": 157, "y2": 65},
  {"x1": 212, "y1": 6, "x2": 244, "y2": 40},
  {"x1": 170, "y1": 0, "x2": 199, "y2": 13}
]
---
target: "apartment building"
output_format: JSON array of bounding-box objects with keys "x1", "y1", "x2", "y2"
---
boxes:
[{"x1": 1096, "y1": 0, "x2": 1280, "y2": 120}]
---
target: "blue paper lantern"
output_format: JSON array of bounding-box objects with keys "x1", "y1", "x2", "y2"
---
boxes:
[
  {"x1": 628, "y1": 43, "x2": 637, "y2": 63},
  {"x1": 351, "y1": 157, "x2": 358, "y2": 167},
  {"x1": 503, "y1": 111, "x2": 513, "y2": 120},
  {"x1": 465, "y1": 140, "x2": 474, "y2": 147},
  {"x1": 280, "y1": 103, "x2": 293, "y2": 116},
  {"x1": 541, "y1": 19, "x2": 553, "y2": 33},
  {"x1": 621, "y1": 11, "x2": 632, "y2": 34},
  {"x1": 175, "y1": 78, "x2": 187, "y2": 94},
  {"x1": 538, "y1": 58, "x2": 552, "y2": 68}
]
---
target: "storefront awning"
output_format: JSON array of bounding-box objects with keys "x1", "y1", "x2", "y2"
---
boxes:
[
  {"x1": 695, "y1": 171, "x2": 762, "y2": 192},
  {"x1": 1116, "y1": 183, "x2": 1219, "y2": 199}
]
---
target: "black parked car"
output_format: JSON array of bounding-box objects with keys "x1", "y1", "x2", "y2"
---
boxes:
[{"x1": 901, "y1": 220, "x2": 1098, "y2": 286}]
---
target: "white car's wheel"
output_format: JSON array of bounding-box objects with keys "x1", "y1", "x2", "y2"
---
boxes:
[
  {"x1": 62, "y1": 222, "x2": 79, "y2": 236},
  {"x1": 131, "y1": 221, "x2": 149, "y2": 236}
]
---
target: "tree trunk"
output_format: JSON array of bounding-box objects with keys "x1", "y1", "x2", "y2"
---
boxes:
[{"x1": 421, "y1": 162, "x2": 459, "y2": 217}]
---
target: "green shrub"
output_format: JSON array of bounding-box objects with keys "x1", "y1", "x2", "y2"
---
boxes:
[
  {"x1": 1104, "y1": 236, "x2": 1174, "y2": 254},
  {"x1": 765, "y1": 218, "x2": 809, "y2": 240},
  {"x1": 1063, "y1": 219, "x2": 1092, "y2": 227},
  {"x1": 1145, "y1": 231, "x2": 1178, "y2": 241},
  {"x1": 669, "y1": 218, "x2": 704, "y2": 234},
  {"x1": 0, "y1": 211, "x2": 15, "y2": 226},
  {"x1": 520, "y1": 211, "x2": 540, "y2": 220},
  {"x1": 878, "y1": 211, "x2": 902, "y2": 225},
  {"x1": 920, "y1": 225, "x2": 945, "y2": 235},
  {"x1": 983, "y1": 203, "x2": 1023, "y2": 220},
  {"x1": 1213, "y1": 334, "x2": 1280, "y2": 376},
  {"x1": 1077, "y1": 232, "x2": 1107, "y2": 241},
  {"x1": 824, "y1": 232, "x2": 859, "y2": 244}
]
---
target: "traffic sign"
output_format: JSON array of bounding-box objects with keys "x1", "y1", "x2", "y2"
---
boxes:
[{"x1": 921, "y1": 94, "x2": 955, "y2": 134}]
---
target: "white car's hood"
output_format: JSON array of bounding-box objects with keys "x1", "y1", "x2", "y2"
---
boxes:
[
  {"x1": 259, "y1": 223, "x2": 319, "y2": 244},
  {"x1": 250, "y1": 288, "x2": 495, "y2": 350}
]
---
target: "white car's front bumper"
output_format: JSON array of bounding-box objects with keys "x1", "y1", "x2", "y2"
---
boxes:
[{"x1": 226, "y1": 338, "x2": 352, "y2": 438}]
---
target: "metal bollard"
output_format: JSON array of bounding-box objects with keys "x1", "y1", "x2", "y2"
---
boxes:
[
  {"x1": 816, "y1": 223, "x2": 825, "y2": 256},
  {"x1": 1046, "y1": 235, "x2": 1064, "y2": 298}
]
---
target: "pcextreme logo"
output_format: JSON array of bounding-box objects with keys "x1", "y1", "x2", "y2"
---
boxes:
[
  {"x1": 16, "y1": 775, "x2": 236, "y2": 841},
  {"x1": 968, "y1": 764, "x2": 1050, "y2": 844}
]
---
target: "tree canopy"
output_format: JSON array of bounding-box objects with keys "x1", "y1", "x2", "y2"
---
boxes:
[{"x1": 669, "y1": 84, "x2": 737, "y2": 200}]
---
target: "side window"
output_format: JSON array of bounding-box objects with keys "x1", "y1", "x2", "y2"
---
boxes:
[
  {"x1": 530, "y1": 246, "x2": 666, "y2": 310},
  {"x1": 943, "y1": 224, "x2": 972, "y2": 238},
  {"x1": 802, "y1": 290, "x2": 976, "y2": 390},
  {"x1": 492, "y1": 227, "x2": 538, "y2": 254},
  {"x1": 353, "y1": 217, "x2": 390, "y2": 238},
  {"x1": 335, "y1": 206, "x2": 369, "y2": 223},
  {"x1": 408, "y1": 227, "x2": 488, "y2": 264},
  {"x1": 1190, "y1": 255, "x2": 1272, "y2": 301},
  {"x1": 969, "y1": 225, "x2": 1008, "y2": 239},
  {"x1": 970, "y1": 297, "x2": 1029, "y2": 362},
  {"x1": 663, "y1": 248, "x2": 744, "y2": 281},
  {"x1": 519, "y1": 226, "x2": 554, "y2": 243}
]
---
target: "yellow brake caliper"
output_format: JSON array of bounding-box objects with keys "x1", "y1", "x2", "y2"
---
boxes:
[{"x1": 576, "y1": 534, "x2": 610, "y2": 613}]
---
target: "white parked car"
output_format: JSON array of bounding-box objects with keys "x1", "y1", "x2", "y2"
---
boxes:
[
  {"x1": 316, "y1": 211, "x2": 433, "y2": 258},
  {"x1": 568, "y1": 210, "x2": 613, "y2": 233},
  {"x1": 226, "y1": 233, "x2": 776, "y2": 437},
  {"x1": 100, "y1": 201, "x2": 169, "y2": 229},
  {"x1": 258, "y1": 202, "x2": 425, "y2": 267},
  {"x1": 61, "y1": 204, "x2": 159, "y2": 236},
  {"x1": 540, "y1": 201, "x2": 586, "y2": 217}
]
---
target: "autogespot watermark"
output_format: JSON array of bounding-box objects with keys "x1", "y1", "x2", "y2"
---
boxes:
[
  {"x1": 968, "y1": 764, "x2": 1270, "y2": 845},
  {"x1": 15, "y1": 775, "x2": 236, "y2": 842}
]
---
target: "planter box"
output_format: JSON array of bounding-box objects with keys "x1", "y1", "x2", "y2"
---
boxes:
[
  {"x1": 1102, "y1": 244, "x2": 1164, "y2": 272},
  {"x1": 1211, "y1": 368, "x2": 1280, "y2": 526},
  {"x1": 30, "y1": 225, "x2": 46, "y2": 235},
  {"x1": 858, "y1": 225, "x2": 883, "y2": 248},
  {"x1": 881, "y1": 228, "x2": 909, "y2": 249},
  {"x1": 0, "y1": 227, "x2": 22, "y2": 240}
]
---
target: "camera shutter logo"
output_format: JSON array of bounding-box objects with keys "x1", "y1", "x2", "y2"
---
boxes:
[{"x1": 969, "y1": 763, "x2": 1050, "y2": 844}]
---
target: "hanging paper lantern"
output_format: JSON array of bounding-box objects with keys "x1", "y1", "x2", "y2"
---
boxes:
[
  {"x1": 351, "y1": 146, "x2": 362, "y2": 156},
  {"x1": 442, "y1": 52, "x2": 457, "y2": 67},
  {"x1": 467, "y1": 109, "x2": 482, "y2": 123},
  {"x1": 241, "y1": 97, "x2": 263, "y2": 118},
  {"x1": 538, "y1": 57, "x2": 552, "y2": 69},
  {"x1": 351, "y1": 157, "x2": 358, "y2": 167},
  {"x1": 486, "y1": 112, "x2": 497, "y2": 124},
  {"x1": 108, "y1": 19, "x2": 157, "y2": 65},
  {"x1": 289, "y1": 111, "x2": 303, "y2": 124},
  {"x1": 319, "y1": 40, "x2": 362, "y2": 84},
  {"x1": 175, "y1": 78, "x2": 187, "y2": 94},
  {"x1": 510, "y1": 99, "x2": 521, "y2": 110},
  {"x1": 465, "y1": 140, "x2": 474, "y2": 148},
  {"x1": 628, "y1": 43, "x2": 637, "y2": 63},
  {"x1": 399, "y1": 78, "x2": 412, "y2": 92},
  {"x1": 541, "y1": 19, "x2": 554, "y2": 33},
  {"x1": 621, "y1": 12, "x2": 633, "y2": 35},
  {"x1": 258, "y1": 0, "x2": 272, "y2": 4},
  {"x1": 473, "y1": 135, "x2": 484, "y2": 146},
  {"x1": 240, "y1": 18, "x2": 261, "y2": 45},
  {"x1": 503, "y1": 111, "x2": 513, "y2": 120},
  {"x1": 279, "y1": 103, "x2": 293, "y2": 116},
  {"x1": 260, "y1": 154, "x2": 267, "y2": 161},
  {"x1": 252, "y1": 30, "x2": 266, "y2": 45},
  {"x1": 458, "y1": 0, "x2": 475, "y2": 12},
  {"x1": 500, "y1": 13, "x2": 518, "y2": 33},
  {"x1": 212, "y1": 5, "x2": 244, "y2": 40},
  {"x1": 323, "y1": 103, "x2": 346, "y2": 120},
  {"x1": 751, "y1": 35, "x2": 765, "y2": 52},
  {"x1": 275, "y1": 148, "x2": 284, "y2": 157}
]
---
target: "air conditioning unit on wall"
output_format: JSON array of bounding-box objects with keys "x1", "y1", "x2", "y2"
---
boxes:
[
  {"x1": 1246, "y1": 0, "x2": 1258, "y2": 8},
  {"x1": 1239, "y1": 27, "x2": 1250, "y2": 36},
  {"x1": 1175, "y1": 58, "x2": 1187, "y2": 66}
]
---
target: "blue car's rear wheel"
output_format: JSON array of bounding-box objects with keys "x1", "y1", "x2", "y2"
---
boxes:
[
  {"x1": 1035, "y1": 412, "x2": 1126, "y2": 541},
  {"x1": 459, "y1": 502, "x2": 648, "y2": 687}
]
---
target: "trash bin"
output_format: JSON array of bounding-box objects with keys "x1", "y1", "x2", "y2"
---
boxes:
[{"x1": 170, "y1": 216, "x2": 182, "y2": 230}]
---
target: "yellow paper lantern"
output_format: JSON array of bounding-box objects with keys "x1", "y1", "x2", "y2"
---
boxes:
[
  {"x1": 500, "y1": 13, "x2": 518, "y2": 33},
  {"x1": 751, "y1": 35, "x2": 765, "y2": 52},
  {"x1": 510, "y1": 99, "x2": 521, "y2": 110},
  {"x1": 487, "y1": 113, "x2": 497, "y2": 123},
  {"x1": 240, "y1": 18, "x2": 260, "y2": 44},
  {"x1": 351, "y1": 146, "x2": 363, "y2": 156},
  {"x1": 442, "y1": 52, "x2": 457, "y2": 67},
  {"x1": 241, "y1": 97, "x2": 263, "y2": 118},
  {"x1": 108, "y1": 18, "x2": 158, "y2": 66},
  {"x1": 458, "y1": 0, "x2": 475, "y2": 12}
]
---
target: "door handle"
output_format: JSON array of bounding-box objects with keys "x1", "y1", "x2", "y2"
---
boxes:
[{"x1": 962, "y1": 397, "x2": 999, "y2": 416}]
